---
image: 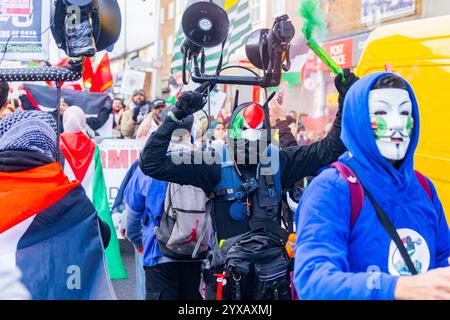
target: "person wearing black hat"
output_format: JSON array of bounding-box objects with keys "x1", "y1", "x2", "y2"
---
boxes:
[
  {"x1": 136, "y1": 99, "x2": 167, "y2": 140},
  {"x1": 131, "y1": 89, "x2": 153, "y2": 124},
  {"x1": 120, "y1": 89, "x2": 153, "y2": 138}
]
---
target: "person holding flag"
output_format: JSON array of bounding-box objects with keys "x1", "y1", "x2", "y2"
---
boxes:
[
  {"x1": 60, "y1": 106, "x2": 128, "y2": 281},
  {"x1": 0, "y1": 111, "x2": 115, "y2": 299}
]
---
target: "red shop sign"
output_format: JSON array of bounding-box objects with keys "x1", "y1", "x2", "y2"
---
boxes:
[{"x1": 320, "y1": 38, "x2": 354, "y2": 72}]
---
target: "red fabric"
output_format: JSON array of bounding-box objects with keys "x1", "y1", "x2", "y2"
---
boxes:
[
  {"x1": 60, "y1": 132, "x2": 96, "y2": 182},
  {"x1": 95, "y1": 54, "x2": 113, "y2": 93},
  {"x1": 21, "y1": 86, "x2": 40, "y2": 110},
  {"x1": 83, "y1": 57, "x2": 98, "y2": 92},
  {"x1": 300, "y1": 115, "x2": 327, "y2": 132},
  {"x1": 0, "y1": 163, "x2": 80, "y2": 234},
  {"x1": 243, "y1": 104, "x2": 265, "y2": 129}
]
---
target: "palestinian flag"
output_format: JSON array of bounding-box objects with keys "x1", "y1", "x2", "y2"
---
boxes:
[
  {"x1": 0, "y1": 162, "x2": 115, "y2": 299},
  {"x1": 60, "y1": 132, "x2": 127, "y2": 280}
]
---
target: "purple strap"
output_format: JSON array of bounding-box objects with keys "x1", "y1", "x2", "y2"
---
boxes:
[
  {"x1": 332, "y1": 163, "x2": 433, "y2": 230},
  {"x1": 331, "y1": 162, "x2": 365, "y2": 229},
  {"x1": 414, "y1": 171, "x2": 432, "y2": 201}
]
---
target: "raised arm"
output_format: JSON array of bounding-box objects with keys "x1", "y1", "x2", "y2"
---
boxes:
[
  {"x1": 280, "y1": 70, "x2": 358, "y2": 189},
  {"x1": 140, "y1": 83, "x2": 221, "y2": 195}
]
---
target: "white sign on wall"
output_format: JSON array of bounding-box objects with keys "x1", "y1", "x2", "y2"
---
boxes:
[
  {"x1": 361, "y1": 0, "x2": 416, "y2": 25},
  {"x1": 120, "y1": 69, "x2": 146, "y2": 96}
]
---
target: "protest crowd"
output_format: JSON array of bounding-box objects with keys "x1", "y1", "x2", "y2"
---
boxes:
[{"x1": 1, "y1": 0, "x2": 450, "y2": 303}]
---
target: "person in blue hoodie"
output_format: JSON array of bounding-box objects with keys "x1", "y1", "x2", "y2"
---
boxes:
[
  {"x1": 294, "y1": 72, "x2": 450, "y2": 300},
  {"x1": 124, "y1": 112, "x2": 207, "y2": 300}
]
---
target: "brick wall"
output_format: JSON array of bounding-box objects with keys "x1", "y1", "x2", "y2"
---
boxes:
[
  {"x1": 160, "y1": 0, "x2": 176, "y2": 81},
  {"x1": 323, "y1": 0, "x2": 423, "y2": 39}
]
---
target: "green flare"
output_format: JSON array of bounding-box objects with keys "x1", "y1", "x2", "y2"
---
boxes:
[
  {"x1": 299, "y1": 0, "x2": 345, "y2": 80},
  {"x1": 299, "y1": 0, "x2": 325, "y2": 41},
  {"x1": 307, "y1": 38, "x2": 343, "y2": 76}
]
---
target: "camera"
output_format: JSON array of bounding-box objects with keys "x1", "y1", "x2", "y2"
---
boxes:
[{"x1": 180, "y1": 1, "x2": 295, "y2": 88}]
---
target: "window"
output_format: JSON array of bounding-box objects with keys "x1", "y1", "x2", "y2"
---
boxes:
[
  {"x1": 249, "y1": 0, "x2": 261, "y2": 23},
  {"x1": 168, "y1": 1, "x2": 175, "y2": 20},
  {"x1": 272, "y1": 0, "x2": 284, "y2": 17},
  {"x1": 167, "y1": 35, "x2": 174, "y2": 55},
  {"x1": 160, "y1": 7, "x2": 165, "y2": 24}
]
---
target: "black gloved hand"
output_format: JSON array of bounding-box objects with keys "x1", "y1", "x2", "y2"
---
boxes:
[
  {"x1": 172, "y1": 82, "x2": 212, "y2": 120},
  {"x1": 335, "y1": 68, "x2": 359, "y2": 108}
]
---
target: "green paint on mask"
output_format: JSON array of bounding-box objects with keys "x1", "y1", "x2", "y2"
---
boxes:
[
  {"x1": 371, "y1": 115, "x2": 388, "y2": 140},
  {"x1": 229, "y1": 110, "x2": 245, "y2": 140},
  {"x1": 406, "y1": 116, "x2": 414, "y2": 136}
]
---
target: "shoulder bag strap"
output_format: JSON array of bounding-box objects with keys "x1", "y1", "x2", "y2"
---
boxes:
[{"x1": 365, "y1": 191, "x2": 418, "y2": 275}]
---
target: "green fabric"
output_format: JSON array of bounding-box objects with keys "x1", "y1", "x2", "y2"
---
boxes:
[
  {"x1": 268, "y1": 72, "x2": 302, "y2": 92},
  {"x1": 229, "y1": 109, "x2": 245, "y2": 140},
  {"x1": 93, "y1": 147, "x2": 128, "y2": 280},
  {"x1": 283, "y1": 72, "x2": 302, "y2": 89}
]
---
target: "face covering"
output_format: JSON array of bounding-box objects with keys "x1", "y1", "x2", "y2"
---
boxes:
[
  {"x1": 369, "y1": 88, "x2": 414, "y2": 162},
  {"x1": 229, "y1": 103, "x2": 268, "y2": 165}
]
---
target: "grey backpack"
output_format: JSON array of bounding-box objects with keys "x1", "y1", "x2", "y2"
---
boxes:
[{"x1": 155, "y1": 183, "x2": 211, "y2": 260}]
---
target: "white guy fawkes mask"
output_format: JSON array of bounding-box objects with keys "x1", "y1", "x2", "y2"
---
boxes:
[{"x1": 369, "y1": 88, "x2": 414, "y2": 162}]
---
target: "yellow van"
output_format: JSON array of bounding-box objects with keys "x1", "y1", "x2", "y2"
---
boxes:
[{"x1": 356, "y1": 15, "x2": 450, "y2": 221}]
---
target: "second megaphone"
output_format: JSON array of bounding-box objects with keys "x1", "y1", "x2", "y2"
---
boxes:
[{"x1": 181, "y1": 1, "x2": 230, "y2": 57}]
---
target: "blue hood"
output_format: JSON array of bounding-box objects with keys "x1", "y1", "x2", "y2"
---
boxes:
[{"x1": 340, "y1": 72, "x2": 420, "y2": 204}]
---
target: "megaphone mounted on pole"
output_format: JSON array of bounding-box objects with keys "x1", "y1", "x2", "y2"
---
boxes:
[
  {"x1": 0, "y1": 0, "x2": 122, "y2": 163},
  {"x1": 0, "y1": 0, "x2": 122, "y2": 83},
  {"x1": 180, "y1": 1, "x2": 295, "y2": 88}
]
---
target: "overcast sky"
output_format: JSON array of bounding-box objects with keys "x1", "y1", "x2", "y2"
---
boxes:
[
  {"x1": 47, "y1": 0, "x2": 157, "y2": 63},
  {"x1": 109, "y1": 0, "x2": 157, "y2": 58}
]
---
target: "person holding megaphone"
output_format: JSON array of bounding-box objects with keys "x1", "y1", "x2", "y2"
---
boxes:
[{"x1": 140, "y1": 67, "x2": 358, "y2": 300}]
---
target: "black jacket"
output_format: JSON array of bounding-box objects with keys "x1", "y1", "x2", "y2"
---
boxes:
[
  {"x1": 140, "y1": 103, "x2": 346, "y2": 240},
  {"x1": 140, "y1": 107, "x2": 345, "y2": 195}
]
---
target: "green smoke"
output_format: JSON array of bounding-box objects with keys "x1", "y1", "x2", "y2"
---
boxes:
[{"x1": 299, "y1": 0, "x2": 325, "y2": 40}]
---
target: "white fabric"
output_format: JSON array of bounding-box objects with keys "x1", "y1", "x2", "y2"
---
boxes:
[
  {"x1": 63, "y1": 106, "x2": 87, "y2": 133},
  {"x1": 0, "y1": 216, "x2": 34, "y2": 300}
]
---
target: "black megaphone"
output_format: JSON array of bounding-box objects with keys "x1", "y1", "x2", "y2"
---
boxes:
[
  {"x1": 181, "y1": 1, "x2": 229, "y2": 53},
  {"x1": 245, "y1": 29, "x2": 270, "y2": 70}
]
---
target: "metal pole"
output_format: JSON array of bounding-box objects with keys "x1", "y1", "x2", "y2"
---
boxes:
[
  {"x1": 55, "y1": 81, "x2": 62, "y2": 163},
  {"x1": 123, "y1": 0, "x2": 127, "y2": 72}
]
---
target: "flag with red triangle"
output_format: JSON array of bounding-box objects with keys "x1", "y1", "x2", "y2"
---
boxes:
[{"x1": 60, "y1": 132, "x2": 128, "y2": 280}]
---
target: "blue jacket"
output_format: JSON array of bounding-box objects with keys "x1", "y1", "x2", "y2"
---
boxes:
[
  {"x1": 124, "y1": 167, "x2": 168, "y2": 267},
  {"x1": 294, "y1": 72, "x2": 449, "y2": 300}
]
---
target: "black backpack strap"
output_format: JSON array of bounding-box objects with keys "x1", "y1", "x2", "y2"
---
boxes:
[
  {"x1": 365, "y1": 191, "x2": 418, "y2": 275},
  {"x1": 280, "y1": 194, "x2": 294, "y2": 233}
]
